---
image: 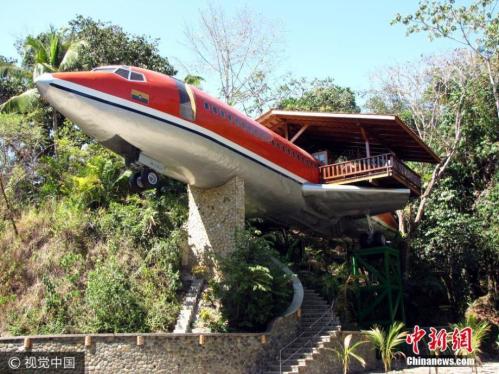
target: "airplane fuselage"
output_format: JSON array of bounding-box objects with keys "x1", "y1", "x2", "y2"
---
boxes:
[{"x1": 36, "y1": 66, "x2": 408, "y2": 234}]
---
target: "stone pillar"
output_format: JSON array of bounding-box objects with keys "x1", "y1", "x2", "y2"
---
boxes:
[{"x1": 184, "y1": 176, "x2": 245, "y2": 270}]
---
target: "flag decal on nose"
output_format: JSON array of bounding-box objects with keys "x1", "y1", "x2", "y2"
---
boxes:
[{"x1": 131, "y1": 89, "x2": 149, "y2": 104}]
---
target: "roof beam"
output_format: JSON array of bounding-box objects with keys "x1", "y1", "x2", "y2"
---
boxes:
[{"x1": 290, "y1": 125, "x2": 310, "y2": 143}]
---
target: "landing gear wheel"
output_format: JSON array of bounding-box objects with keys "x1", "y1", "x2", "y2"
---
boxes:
[
  {"x1": 141, "y1": 169, "x2": 159, "y2": 189},
  {"x1": 129, "y1": 172, "x2": 144, "y2": 192}
]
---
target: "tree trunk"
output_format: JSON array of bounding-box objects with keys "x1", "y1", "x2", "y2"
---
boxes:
[
  {"x1": 484, "y1": 58, "x2": 499, "y2": 119},
  {"x1": 0, "y1": 174, "x2": 18, "y2": 236}
]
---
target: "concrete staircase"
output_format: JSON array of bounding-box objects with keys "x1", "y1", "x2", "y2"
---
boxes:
[
  {"x1": 173, "y1": 276, "x2": 204, "y2": 333},
  {"x1": 263, "y1": 287, "x2": 341, "y2": 374}
]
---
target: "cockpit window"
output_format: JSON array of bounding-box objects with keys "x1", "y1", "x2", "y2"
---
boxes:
[
  {"x1": 130, "y1": 72, "x2": 145, "y2": 81},
  {"x1": 92, "y1": 66, "x2": 146, "y2": 82},
  {"x1": 115, "y1": 68, "x2": 130, "y2": 79}
]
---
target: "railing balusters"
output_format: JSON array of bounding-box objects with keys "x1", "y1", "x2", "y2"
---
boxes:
[{"x1": 319, "y1": 153, "x2": 422, "y2": 194}]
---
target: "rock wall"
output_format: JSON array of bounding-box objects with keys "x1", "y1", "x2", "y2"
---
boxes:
[
  {"x1": 185, "y1": 176, "x2": 245, "y2": 269},
  {"x1": 0, "y1": 311, "x2": 300, "y2": 374}
]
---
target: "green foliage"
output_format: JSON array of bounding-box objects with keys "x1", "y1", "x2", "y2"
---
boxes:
[
  {"x1": 85, "y1": 257, "x2": 146, "y2": 333},
  {"x1": 198, "y1": 307, "x2": 229, "y2": 332},
  {"x1": 136, "y1": 235, "x2": 183, "y2": 332},
  {"x1": 67, "y1": 16, "x2": 176, "y2": 74},
  {"x1": 325, "y1": 334, "x2": 366, "y2": 374},
  {"x1": 0, "y1": 18, "x2": 187, "y2": 336},
  {"x1": 364, "y1": 322, "x2": 407, "y2": 373},
  {"x1": 0, "y1": 55, "x2": 29, "y2": 105},
  {"x1": 452, "y1": 315, "x2": 491, "y2": 371},
  {"x1": 277, "y1": 77, "x2": 360, "y2": 113},
  {"x1": 393, "y1": 0, "x2": 498, "y2": 55},
  {"x1": 184, "y1": 74, "x2": 204, "y2": 87},
  {"x1": 212, "y1": 230, "x2": 292, "y2": 331}
]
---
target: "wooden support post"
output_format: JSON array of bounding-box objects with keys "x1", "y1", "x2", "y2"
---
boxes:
[
  {"x1": 260, "y1": 335, "x2": 267, "y2": 344},
  {"x1": 23, "y1": 337, "x2": 32, "y2": 350},
  {"x1": 137, "y1": 336, "x2": 144, "y2": 346},
  {"x1": 199, "y1": 335, "x2": 205, "y2": 346},
  {"x1": 84, "y1": 336, "x2": 92, "y2": 348},
  {"x1": 360, "y1": 127, "x2": 371, "y2": 158}
]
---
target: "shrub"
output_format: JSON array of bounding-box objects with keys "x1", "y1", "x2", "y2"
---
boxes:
[
  {"x1": 212, "y1": 230, "x2": 292, "y2": 331},
  {"x1": 85, "y1": 257, "x2": 146, "y2": 332},
  {"x1": 198, "y1": 307, "x2": 228, "y2": 332}
]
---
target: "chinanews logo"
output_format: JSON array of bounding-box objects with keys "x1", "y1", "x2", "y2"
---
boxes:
[{"x1": 404, "y1": 325, "x2": 475, "y2": 367}]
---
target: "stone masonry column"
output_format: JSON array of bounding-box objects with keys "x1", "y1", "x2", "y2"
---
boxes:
[{"x1": 184, "y1": 176, "x2": 245, "y2": 271}]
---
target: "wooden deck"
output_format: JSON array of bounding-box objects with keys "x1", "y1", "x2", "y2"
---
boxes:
[{"x1": 319, "y1": 153, "x2": 422, "y2": 195}]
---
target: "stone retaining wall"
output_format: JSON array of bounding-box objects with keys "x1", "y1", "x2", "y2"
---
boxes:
[{"x1": 0, "y1": 312, "x2": 300, "y2": 374}]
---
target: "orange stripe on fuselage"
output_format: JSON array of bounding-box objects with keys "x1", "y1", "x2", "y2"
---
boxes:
[{"x1": 54, "y1": 68, "x2": 321, "y2": 183}]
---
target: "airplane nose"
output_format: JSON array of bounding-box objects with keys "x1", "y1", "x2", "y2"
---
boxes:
[{"x1": 35, "y1": 73, "x2": 54, "y2": 98}]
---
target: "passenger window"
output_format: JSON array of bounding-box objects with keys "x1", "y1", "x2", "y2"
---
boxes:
[
  {"x1": 130, "y1": 72, "x2": 144, "y2": 81},
  {"x1": 115, "y1": 68, "x2": 130, "y2": 79}
]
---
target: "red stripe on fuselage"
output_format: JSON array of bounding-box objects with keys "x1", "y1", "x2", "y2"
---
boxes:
[{"x1": 53, "y1": 68, "x2": 321, "y2": 183}]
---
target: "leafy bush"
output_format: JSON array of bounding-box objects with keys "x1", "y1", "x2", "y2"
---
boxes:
[
  {"x1": 198, "y1": 307, "x2": 228, "y2": 332},
  {"x1": 212, "y1": 230, "x2": 292, "y2": 331},
  {"x1": 84, "y1": 257, "x2": 146, "y2": 333}
]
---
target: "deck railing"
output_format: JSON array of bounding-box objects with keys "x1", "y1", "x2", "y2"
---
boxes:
[{"x1": 319, "y1": 153, "x2": 421, "y2": 193}]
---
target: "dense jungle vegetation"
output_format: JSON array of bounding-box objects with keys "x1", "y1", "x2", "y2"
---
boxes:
[{"x1": 0, "y1": 1, "x2": 497, "y2": 344}]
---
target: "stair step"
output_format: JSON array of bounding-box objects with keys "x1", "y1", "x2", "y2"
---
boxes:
[
  {"x1": 263, "y1": 287, "x2": 342, "y2": 374},
  {"x1": 269, "y1": 364, "x2": 299, "y2": 372}
]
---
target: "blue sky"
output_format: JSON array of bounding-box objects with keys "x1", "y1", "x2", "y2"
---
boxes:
[{"x1": 0, "y1": 0, "x2": 457, "y2": 96}]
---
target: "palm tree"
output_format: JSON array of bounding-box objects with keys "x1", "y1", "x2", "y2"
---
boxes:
[
  {"x1": 325, "y1": 334, "x2": 366, "y2": 374},
  {"x1": 0, "y1": 32, "x2": 86, "y2": 151},
  {"x1": 452, "y1": 315, "x2": 491, "y2": 374},
  {"x1": 365, "y1": 322, "x2": 408, "y2": 372}
]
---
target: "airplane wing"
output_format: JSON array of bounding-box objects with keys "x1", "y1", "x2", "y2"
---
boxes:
[{"x1": 302, "y1": 183, "x2": 410, "y2": 219}]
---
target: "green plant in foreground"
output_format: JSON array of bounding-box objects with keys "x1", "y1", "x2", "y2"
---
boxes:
[
  {"x1": 364, "y1": 321, "x2": 407, "y2": 373},
  {"x1": 325, "y1": 333, "x2": 366, "y2": 374},
  {"x1": 452, "y1": 315, "x2": 491, "y2": 374}
]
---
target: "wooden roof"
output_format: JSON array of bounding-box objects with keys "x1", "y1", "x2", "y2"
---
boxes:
[{"x1": 256, "y1": 110, "x2": 440, "y2": 163}]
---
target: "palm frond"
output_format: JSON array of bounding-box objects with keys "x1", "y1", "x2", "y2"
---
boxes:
[
  {"x1": 0, "y1": 89, "x2": 40, "y2": 114},
  {"x1": 326, "y1": 334, "x2": 366, "y2": 374},
  {"x1": 49, "y1": 34, "x2": 60, "y2": 67},
  {"x1": 24, "y1": 36, "x2": 49, "y2": 64},
  {"x1": 59, "y1": 40, "x2": 87, "y2": 71},
  {"x1": 0, "y1": 62, "x2": 30, "y2": 79},
  {"x1": 365, "y1": 322, "x2": 406, "y2": 372},
  {"x1": 453, "y1": 315, "x2": 491, "y2": 358}
]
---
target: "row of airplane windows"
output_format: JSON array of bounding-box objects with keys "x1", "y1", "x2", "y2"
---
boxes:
[
  {"x1": 203, "y1": 101, "x2": 271, "y2": 142},
  {"x1": 270, "y1": 139, "x2": 316, "y2": 167},
  {"x1": 203, "y1": 101, "x2": 316, "y2": 169}
]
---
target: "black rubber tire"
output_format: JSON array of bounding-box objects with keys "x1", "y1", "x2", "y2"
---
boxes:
[
  {"x1": 141, "y1": 169, "x2": 159, "y2": 189},
  {"x1": 128, "y1": 172, "x2": 143, "y2": 193}
]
